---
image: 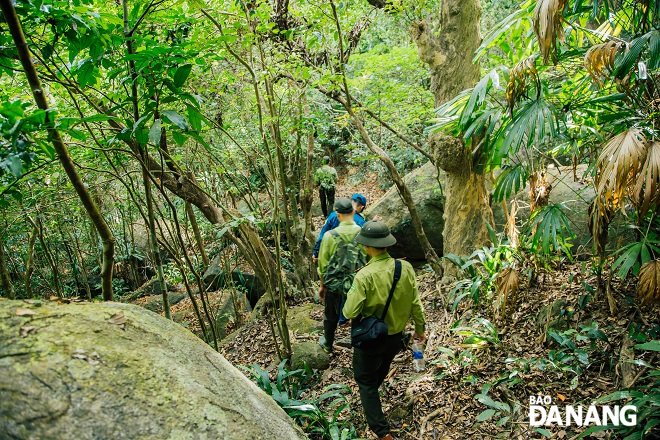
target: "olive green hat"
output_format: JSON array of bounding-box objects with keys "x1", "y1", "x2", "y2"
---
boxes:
[
  {"x1": 355, "y1": 221, "x2": 396, "y2": 248},
  {"x1": 334, "y1": 198, "x2": 354, "y2": 214}
]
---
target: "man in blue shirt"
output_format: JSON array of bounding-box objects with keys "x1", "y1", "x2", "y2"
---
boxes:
[{"x1": 312, "y1": 193, "x2": 367, "y2": 263}]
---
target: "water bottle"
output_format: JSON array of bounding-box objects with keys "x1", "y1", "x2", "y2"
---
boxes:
[{"x1": 412, "y1": 341, "x2": 425, "y2": 372}]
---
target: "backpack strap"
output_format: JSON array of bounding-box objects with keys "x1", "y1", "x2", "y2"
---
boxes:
[{"x1": 380, "y1": 260, "x2": 402, "y2": 321}]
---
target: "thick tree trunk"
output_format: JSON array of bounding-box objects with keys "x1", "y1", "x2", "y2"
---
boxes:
[
  {"x1": 1, "y1": 0, "x2": 115, "y2": 299},
  {"x1": 412, "y1": 3, "x2": 494, "y2": 276}
]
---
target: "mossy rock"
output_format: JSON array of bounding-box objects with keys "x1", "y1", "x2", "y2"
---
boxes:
[
  {"x1": 287, "y1": 303, "x2": 323, "y2": 335},
  {"x1": 290, "y1": 342, "x2": 330, "y2": 371},
  {"x1": 0, "y1": 299, "x2": 308, "y2": 440}
]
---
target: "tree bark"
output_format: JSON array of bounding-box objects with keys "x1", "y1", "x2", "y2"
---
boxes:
[
  {"x1": 0, "y1": 232, "x2": 14, "y2": 299},
  {"x1": 24, "y1": 220, "x2": 38, "y2": 298},
  {"x1": 411, "y1": 4, "x2": 494, "y2": 275},
  {"x1": 186, "y1": 202, "x2": 210, "y2": 267},
  {"x1": 1, "y1": 0, "x2": 116, "y2": 299}
]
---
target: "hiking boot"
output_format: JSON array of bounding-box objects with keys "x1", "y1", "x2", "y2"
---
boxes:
[
  {"x1": 318, "y1": 336, "x2": 333, "y2": 353},
  {"x1": 336, "y1": 336, "x2": 352, "y2": 349}
]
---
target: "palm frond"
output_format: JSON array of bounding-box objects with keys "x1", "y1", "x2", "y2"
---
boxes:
[
  {"x1": 588, "y1": 196, "x2": 615, "y2": 257},
  {"x1": 584, "y1": 41, "x2": 623, "y2": 88},
  {"x1": 637, "y1": 259, "x2": 660, "y2": 305},
  {"x1": 495, "y1": 267, "x2": 520, "y2": 321},
  {"x1": 633, "y1": 141, "x2": 660, "y2": 217},
  {"x1": 533, "y1": 0, "x2": 566, "y2": 64},
  {"x1": 505, "y1": 199, "x2": 520, "y2": 248},
  {"x1": 507, "y1": 56, "x2": 540, "y2": 115},
  {"x1": 595, "y1": 129, "x2": 648, "y2": 211}
]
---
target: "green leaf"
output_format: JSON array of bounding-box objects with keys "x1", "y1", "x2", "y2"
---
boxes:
[
  {"x1": 76, "y1": 59, "x2": 96, "y2": 88},
  {"x1": 173, "y1": 131, "x2": 186, "y2": 146},
  {"x1": 477, "y1": 409, "x2": 497, "y2": 422},
  {"x1": 475, "y1": 394, "x2": 510, "y2": 412},
  {"x1": 187, "y1": 105, "x2": 202, "y2": 132},
  {"x1": 134, "y1": 128, "x2": 149, "y2": 145},
  {"x1": 149, "y1": 119, "x2": 162, "y2": 145},
  {"x1": 635, "y1": 340, "x2": 660, "y2": 352},
  {"x1": 162, "y1": 110, "x2": 188, "y2": 131},
  {"x1": 173, "y1": 64, "x2": 193, "y2": 88},
  {"x1": 535, "y1": 428, "x2": 552, "y2": 437},
  {"x1": 5, "y1": 155, "x2": 23, "y2": 178}
]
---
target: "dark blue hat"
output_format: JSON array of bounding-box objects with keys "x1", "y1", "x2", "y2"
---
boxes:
[{"x1": 351, "y1": 193, "x2": 367, "y2": 207}]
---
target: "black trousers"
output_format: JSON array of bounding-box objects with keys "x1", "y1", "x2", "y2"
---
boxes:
[
  {"x1": 319, "y1": 187, "x2": 335, "y2": 217},
  {"x1": 353, "y1": 333, "x2": 403, "y2": 438},
  {"x1": 323, "y1": 290, "x2": 343, "y2": 347}
]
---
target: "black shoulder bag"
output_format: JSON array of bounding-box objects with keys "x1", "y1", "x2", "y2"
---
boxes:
[{"x1": 350, "y1": 260, "x2": 402, "y2": 350}]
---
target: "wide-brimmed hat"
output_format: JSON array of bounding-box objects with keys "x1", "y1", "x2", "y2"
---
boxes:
[
  {"x1": 334, "y1": 198, "x2": 354, "y2": 214},
  {"x1": 351, "y1": 193, "x2": 367, "y2": 207},
  {"x1": 355, "y1": 221, "x2": 396, "y2": 248}
]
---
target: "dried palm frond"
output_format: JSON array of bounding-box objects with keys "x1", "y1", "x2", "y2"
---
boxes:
[
  {"x1": 584, "y1": 41, "x2": 623, "y2": 87},
  {"x1": 533, "y1": 0, "x2": 567, "y2": 64},
  {"x1": 529, "y1": 170, "x2": 552, "y2": 212},
  {"x1": 588, "y1": 196, "x2": 615, "y2": 257},
  {"x1": 633, "y1": 141, "x2": 660, "y2": 217},
  {"x1": 507, "y1": 56, "x2": 540, "y2": 114},
  {"x1": 505, "y1": 199, "x2": 520, "y2": 248},
  {"x1": 495, "y1": 267, "x2": 520, "y2": 321},
  {"x1": 595, "y1": 129, "x2": 648, "y2": 211},
  {"x1": 637, "y1": 260, "x2": 660, "y2": 305}
]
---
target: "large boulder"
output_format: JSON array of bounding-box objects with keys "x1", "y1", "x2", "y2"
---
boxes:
[
  {"x1": 286, "y1": 303, "x2": 323, "y2": 335},
  {"x1": 492, "y1": 164, "x2": 631, "y2": 255},
  {"x1": 365, "y1": 162, "x2": 444, "y2": 260},
  {"x1": 290, "y1": 342, "x2": 330, "y2": 371},
  {"x1": 0, "y1": 299, "x2": 307, "y2": 440}
]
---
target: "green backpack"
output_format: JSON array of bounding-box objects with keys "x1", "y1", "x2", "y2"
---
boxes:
[{"x1": 323, "y1": 230, "x2": 367, "y2": 295}]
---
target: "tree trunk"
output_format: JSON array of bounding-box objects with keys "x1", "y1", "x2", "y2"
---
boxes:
[
  {"x1": 1, "y1": 0, "x2": 115, "y2": 299},
  {"x1": 411, "y1": 4, "x2": 494, "y2": 277},
  {"x1": 186, "y1": 202, "x2": 210, "y2": 267},
  {"x1": 24, "y1": 220, "x2": 38, "y2": 298},
  {"x1": 0, "y1": 233, "x2": 14, "y2": 299}
]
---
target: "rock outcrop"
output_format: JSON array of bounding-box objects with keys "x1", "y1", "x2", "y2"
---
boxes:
[
  {"x1": 0, "y1": 299, "x2": 307, "y2": 440},
  {"x1": 365, "y1": 162, "x2": 444, "y2": 260}
]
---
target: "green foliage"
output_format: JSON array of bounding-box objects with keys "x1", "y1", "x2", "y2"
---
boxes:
[
  {"x1": 445, "y1": 237, "x2": 520, "y2": 311},
  {"x1": 474, "y1": 382, "x2": 520, "y2": 427},
  {"x1": 246, "y1": 361, "x2": 358, "y2": 439},
  {"x1": 611, "y1": 227, "x2": 660, "y2": 280},
  {"x1": 578, "y1": 341, "x2": 660, "y2": 439},
  {"x1": 452, "y1": 317, "x2": 502, "y2": 349},
  {"x1": 524, "y1": 203, "x2": 575, "y2": 259}
]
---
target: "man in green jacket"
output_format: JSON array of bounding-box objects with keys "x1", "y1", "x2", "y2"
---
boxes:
[
  {"x1": 317, "y1": 198, "x2": 366, "y2": 353},
  {"x1": 314, "y1": 156, "x2": 338, "y2": 217},
  {"x1": 343, "y1": 221, "x2": 426, "y2": 440}
]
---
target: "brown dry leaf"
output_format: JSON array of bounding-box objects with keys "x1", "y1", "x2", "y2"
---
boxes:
[
  {"x1": 506, "y1": 56, "x2": 539, "y2": 114},
  {"x1": 584, "y1": 41, "x2": 623, "y2": 87},
  {"x1": 15, "y1": 308, "x2": 36, "y2": 316},
  {"x1": 557, "y1": 392, "x2": 566, "y2": 401},
  {"x1": 637, "y1": 260, "x2": 660, "y2": 305},
  {"x1": 20, "y1": 326, "x2": 36, "y2": 337},
  {"x1": 533, "y1": 0, "x2": 567, "y2": 64},
  {"x1": 633, "y1": 141, "x2": 660, "y2": 218},
  {"x1": 108, "y1": 312, "x2": 127, "y2": 330},
  {"x1": 596, "y1": 129, "x2": 648, "y2": 212},
  {"x1": 588, "y1": 197, "x2": 615, "y2": 256}
]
